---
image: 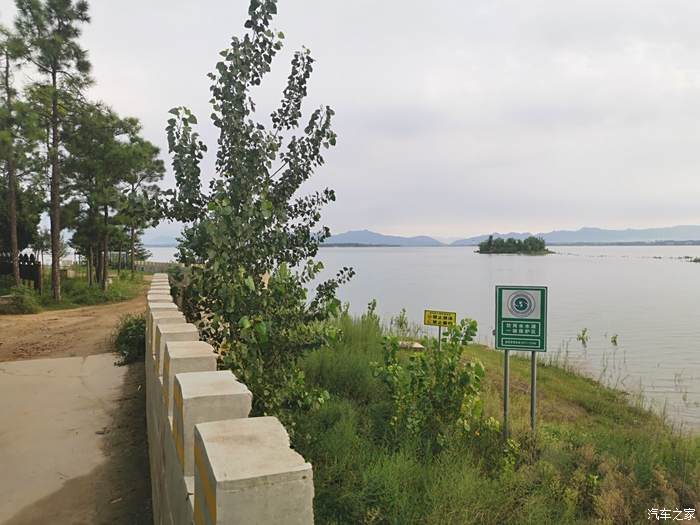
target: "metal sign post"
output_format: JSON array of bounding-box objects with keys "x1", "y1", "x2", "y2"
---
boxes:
[
  {"x1": 530, "y1": 350, "x2": 537, "y2": 433},
  {"x1": 424, "y1": 309, "x2": 456, "y2": 351},
  {"x1": 495, "y1": 286, "x2": 548, "y2": 439},
  {"x1": 503, "y1": 349, "x2": 510, "y2": 440}
]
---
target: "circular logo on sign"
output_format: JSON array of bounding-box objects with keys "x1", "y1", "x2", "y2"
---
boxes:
[{"x1": 507, "y1": 292, "x2": 536, "y2": 317}]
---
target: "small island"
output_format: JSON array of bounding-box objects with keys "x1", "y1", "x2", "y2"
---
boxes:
[{"x1": 477, "y1": 235, "x2": 551, "y2": 254}]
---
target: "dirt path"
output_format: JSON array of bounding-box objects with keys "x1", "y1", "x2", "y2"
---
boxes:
[
  {"x1": 0, "y1": 286, "x2": 152, "y2": 524},
  {"x1": 0, "y1": 292, "x2": 147, "y2": 362}
]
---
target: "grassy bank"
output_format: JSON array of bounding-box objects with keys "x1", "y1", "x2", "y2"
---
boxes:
[
  {"x1": 294, "y1": 312, "x2": 699, "y2": 524},
  {"x1": 0, "y1": 272, "x2": 145, "y2": 314}
]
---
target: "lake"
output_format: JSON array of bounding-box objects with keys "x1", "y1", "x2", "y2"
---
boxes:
[{"x1": 146, "y1": 244, "x2": 700, "y2": 430}]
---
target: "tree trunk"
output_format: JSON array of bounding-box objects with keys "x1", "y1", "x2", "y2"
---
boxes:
[
  {"x1": 130, "y1": 225, "x2": 136, "y2": 276},
  {"x1": 4, "y1": 49, "x2": 20, "y2": 287},
  {"x1": 101, "y1": 205, "x2": 108, "y2": 290},
  {"x1": 49, "y1": 69, "x2": 61, "y2": 301},
  {"x1": 117, "y1": 240, "x2": 122, "y2": 275},
  {"x1": 95, "y1": 245, "x2": 101, "y2": 286},
  {"x1": 87, "y1": 244, "x2": 93, "y2": 287}
]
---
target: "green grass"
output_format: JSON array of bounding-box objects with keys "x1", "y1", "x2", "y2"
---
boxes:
[
  {"x1": 0, "y1": 271, "x2": 145, "y2": 314},
  {"x1": 294, "y1": 313, "x2": 700, "y2": 524}
]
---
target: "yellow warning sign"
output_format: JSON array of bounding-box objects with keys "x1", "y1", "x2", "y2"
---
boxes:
[{"x1": 423, "y1": 309, "x2": 457, "y2": 327}]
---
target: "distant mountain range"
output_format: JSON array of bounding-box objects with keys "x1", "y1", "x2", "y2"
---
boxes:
[
  {"x1": 324, "y1": 226, "x2": 700, "y2": 246},
  {"x1": 143, "y1": 225, "x2": 700, "y2": 247},
  {"x1": 324, "y1": 230, "x2": 443, "y2": 246}
]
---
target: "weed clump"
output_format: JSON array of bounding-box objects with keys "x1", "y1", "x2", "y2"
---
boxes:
[
  {"x1": 0, "y1": 286, "x2": 41, "y2": 314},
  {"x1": 113, "y1": 313, "x2": 146, "y2": 365}
]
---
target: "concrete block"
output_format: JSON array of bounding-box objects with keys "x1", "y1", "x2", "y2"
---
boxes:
[
  {"x1": 163, "y1": 341, "x2": 217, "y2": 419},
  {"x1": 193, "y1": 417, "x2": 313, "y2": 525},
  {"x1": 162, "y1": 407, "x2": 190, "y2": 525},
  {"x1": 148, "y1": 293, "x2": 173, "y2": 303},
  {"x1": 148, "y1": 314, "x2": 186, "y2": 428},
  {"x1": 155, "y1": 323, "x2": 199, "y2": 377},
  {"x1": 147, "y1": 301, "x2": 178, "y2": 312},
  {"x1": 147, "y1": 314, "x2": 185, "y2": 405},
  {"x1": 146, "y1": 302, "x2": 179, "y2": 347},
  {"x1": 174, "y1": 371, "x2": 252, "y2": 477},
  {"x1": 149, "y1": 312, "x2": 185, "y2": 358}
]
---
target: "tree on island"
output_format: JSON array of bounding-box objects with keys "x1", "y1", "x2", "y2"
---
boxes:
[{"x1": 478, "y1": 235, "x2": 548, "y2": 254}]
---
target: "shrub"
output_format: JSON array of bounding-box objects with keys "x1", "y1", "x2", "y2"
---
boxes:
[
  {"x1": 303, "y1": 309, "x2": 385, "y2": 404},
  {"x1": 0, "y1": 286, "x2": 41, "y2": 314},
  {"x1": 113, "y1": 313, "x2": 146, "y2": 365},
  {"x1": 373, "y1": 331, "x2": 485, "y2": 456}
]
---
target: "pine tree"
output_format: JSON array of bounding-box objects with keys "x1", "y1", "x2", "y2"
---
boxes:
[
  {"x1": 1, "y1": 27, "x2": 22, "y2": 285},
  {"x1": 14, "y1": 0, "x2": 91, "y2": 300}
]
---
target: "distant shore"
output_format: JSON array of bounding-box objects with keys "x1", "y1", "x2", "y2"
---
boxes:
[{"x1": 319, "y1": 240, "x2": 700, "y2": 248}]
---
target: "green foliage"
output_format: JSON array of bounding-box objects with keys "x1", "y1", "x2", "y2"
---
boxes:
[
  {"x1": 112, "y1": 312, "x2": 146, "y2": 365},
  {"x1": 0, "y1": 285, "x2": 40, "y2": 314},
  {"x1": 0, "y1": 274, "x2": 143, "y2": 314},
  {"x1": 50, "y1": 274, "x2": 142, "y2": 307},
  {"x1": 373, "y1": 328, "x2": 485, "y2": 456},
  {"x1": 166, "y1": 0, "x2": 352, "y2": 422},
  {"x1": 14, "y1": 0, "x2": 92, "y2": 79},
  {"x1": 478, "y1": 235, "x2": 548, "y2": 254},
  {"x1": 303, "y1": 309, "x2": 385, "y2": 406},
  {"x1": 0, "y1": 28, "x2": 45, "y2": 256},
  {"x1": 293, "y1": 311, "x2": 700, "y2": 524},
  {"x1": 577, "y1": 327, "x2": 590, "y2": 347},
  {"x1": 14, "y1": 0, "x2": 93, "y2": 301},
  {"x1": 64, "y1": 102, "x2": 164, "y2": 284},
  {"x1": 388, "y1": 307, "x2": 424, "y2": 340},
  {"x1": 444, "y1": 317, "x2": 478, "y2": 347},
  {"x1": 0, "y1": 179, "x2": 43, "y2": 251}
]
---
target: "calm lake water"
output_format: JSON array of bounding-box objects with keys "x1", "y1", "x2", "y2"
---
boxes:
[{"x1": 147, "y1": 245, "x2": 700, "y2": 429}]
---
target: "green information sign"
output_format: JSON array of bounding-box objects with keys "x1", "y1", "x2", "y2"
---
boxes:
[{"x1": 495, "y1": 286, "x2": 548, "y2": 352}]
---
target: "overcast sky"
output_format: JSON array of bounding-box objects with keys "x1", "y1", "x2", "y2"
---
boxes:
[{"x1": 2, "y1": 0, "x2": 700, "y2": 239}]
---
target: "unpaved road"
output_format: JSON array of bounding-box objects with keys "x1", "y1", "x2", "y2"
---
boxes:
[
  {"x1": 0, "y1": 293, "x2": 147, "y2": 362},
  {"x1": 0, "y1": 288, "x2": 152, "y2": 524}
]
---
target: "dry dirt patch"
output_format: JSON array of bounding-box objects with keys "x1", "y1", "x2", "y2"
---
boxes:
[{"x1": 0, "y1": 293, "x2": 146, "y2": 362}]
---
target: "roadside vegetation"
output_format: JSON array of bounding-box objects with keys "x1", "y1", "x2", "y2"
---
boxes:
[
  {"x1": 0, "y1": 271, "x2": 144, "y2": 314},
  {"x1": 294, "y1": 308, "x2": 700, "y2": 524},
  {"x1": 112, "y1": 312, "x2": 146, "y2": 365},
  {"x1": 1, "y1": 0, "x2": 164, "y2": 304},
  {"x1": 478, "y1": 235, "x2": 551, "y2": 254}
]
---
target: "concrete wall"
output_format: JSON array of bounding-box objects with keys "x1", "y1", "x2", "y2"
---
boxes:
[{"x1": 145, "y1": 274, "x2": 314, "y2": 525}]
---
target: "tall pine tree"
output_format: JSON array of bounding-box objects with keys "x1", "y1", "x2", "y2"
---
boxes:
[
  {"x1": 14, "y1": 0, "x2": 91, "y2": 300},
  {"x1": 1, "y1": 27, "x2": 22, "y2": 285}
]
